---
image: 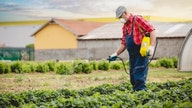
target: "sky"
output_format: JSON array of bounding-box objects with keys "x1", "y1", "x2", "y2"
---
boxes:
[{"x1": 0, "y1": 0, "x2": 192, "y2": 22}]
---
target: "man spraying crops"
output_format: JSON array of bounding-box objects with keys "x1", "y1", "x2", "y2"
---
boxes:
[{"x1": 108, "y1": 6, "x2": 156, "y2": 91}]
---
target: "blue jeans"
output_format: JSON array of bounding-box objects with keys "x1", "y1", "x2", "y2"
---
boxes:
[{"x1": 126, "y1": 34, "x2": 149, "y2": 91}]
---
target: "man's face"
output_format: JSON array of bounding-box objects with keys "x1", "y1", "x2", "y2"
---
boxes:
[
  {"x1": 119, "y1": 12, "x2": 125, "y2": 19},
  {"x1": 120, "y1": 12, "x2": 130, "y2": 20},
  {"x1": 119, "y1": 12, "x2": 129, "y2": 23}
]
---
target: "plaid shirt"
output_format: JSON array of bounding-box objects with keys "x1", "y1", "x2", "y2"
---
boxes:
[{"x1": 121, "y1": 13, "x2": 155, "y2": 45}]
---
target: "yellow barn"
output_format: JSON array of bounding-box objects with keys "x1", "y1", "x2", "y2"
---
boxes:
[{"x1": 31, "y1": 18, "x2": 106, "y2": 50}]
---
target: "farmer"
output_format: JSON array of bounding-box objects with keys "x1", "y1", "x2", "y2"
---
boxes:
[{"x1": 108, "y1": 6, "x2": 156, "y2": 91}]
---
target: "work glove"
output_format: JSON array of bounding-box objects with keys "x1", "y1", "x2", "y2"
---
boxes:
[
  {"x1": 107, "y1": 52, "x2": 118, "y2": 61},
  {"x1": 147, "y1": 46, "x2": 155, "y2": 56}
]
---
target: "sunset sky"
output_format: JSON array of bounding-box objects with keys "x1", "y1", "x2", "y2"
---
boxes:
[{"x1": 0, "y1": 0, "x2": 192, "y2": 21}]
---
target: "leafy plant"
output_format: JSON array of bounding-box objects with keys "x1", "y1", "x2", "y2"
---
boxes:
[
  {"x1": 82, "y1": 63, "x2": 93, "y2": 74},
  {"x1": 11, "y1": 62, "x2": 23, "y2": 73},
  {"x1": 72, "y1": 61, "x2": 83, "y2": 74},
  {"x1": 36, "y1": 62, "x2": 50, "y2": 73},
  {"x1": 55, "y1": 62, "x2": 71, "y2": 75},
  {"x1": 0, "y1": 62, "x2": 11, "y2": 74},
  {"x1": 156, "y1": 58, "x2": 174, "y2": 68},
  {"x1": 28, "y1": 62, "x2": 38, "y2": 72},
  {"x1": 20, "y1": 63, "x2": 31, "y2": 73},
  {"x1": 98, "y1": 61, "x2": 109, "y2": 71},
  {"x1": 110, "y1": 62, "x2": 121, "y2": 70},
  {"x1": 172, "y1": 56, "x2": 178, "y2": 68},
  {"x1": 90, "y1": 61, "x2": 98, "y2": 70},
  {"x1": 45, "y1": 61, "x2": 56, "y2": 71},
  {"x1": 0, "y1": 78, "x2": 192, "y2": 108},
  {"x1": 25, "y1": 44, "x2": 34, "y2": 49}
]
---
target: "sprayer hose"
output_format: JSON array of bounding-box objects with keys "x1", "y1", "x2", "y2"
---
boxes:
[{"x1": 116, "y1": 39, "x2": 158, "y2": 75}]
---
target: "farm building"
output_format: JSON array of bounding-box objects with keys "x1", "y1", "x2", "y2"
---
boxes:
[
  {"x1": 178, "y1": 28, "x2": 192, "y2": 71},
  {"x1": 78, "y1": 22, "x2": 192, "y2": 60},
  {"x1": 33, "y1": 19, "x2": 192, "y2": 61},
  {"x1": 31, "y1": 18, "x2": 106, "y2": 50},
  {"x1": 31, "y1": 19, "x2": 106, "y2": 60}
]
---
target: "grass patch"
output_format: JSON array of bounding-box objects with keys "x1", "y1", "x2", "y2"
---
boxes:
[
  {"x1": 148, "y1": 67, "x2": 192, "y2": 82},
  {"x1": 14, "y1": 76, "x2": 24, "y2": 83}
]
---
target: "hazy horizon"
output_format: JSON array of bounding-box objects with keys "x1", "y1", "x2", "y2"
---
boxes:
[{"x1": 0, "y1": 0, "x2": 192, "y2": 22}]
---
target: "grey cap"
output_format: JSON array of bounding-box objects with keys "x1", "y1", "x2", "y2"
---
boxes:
[{"x1": 116, "y1": 6, "x2": 126, "y2": 18}]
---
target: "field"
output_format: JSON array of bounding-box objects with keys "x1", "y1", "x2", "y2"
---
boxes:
[
  {"x1": 1, "y1": 65, "x2": 192, "y2": 107},
  {"x1": 0, "y1": 58, "x2": 192, "y2": 107},
  {"x1": 0, "y1": 67, "x2": 192, "y2": 94}
]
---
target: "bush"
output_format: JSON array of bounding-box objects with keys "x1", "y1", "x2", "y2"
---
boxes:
[
  {"x1": 28, "y1": 62, "x2": 38, "y2": 72},
  {"x1": 110, "y1": 62, "x2": 121, "y2": 70},
  {"x1": 156, "y1": 58, "x2": 174, "y2": 68},
  {"x1": 25, "y1": 44, "x2": 34, "y2": 48},
  {"x1": 20, "y1": 63, "x2": 31, "y2": 73},
  {"x1": 36, "y1": 62, "x2": 50, "y2": 73},
  {"x1": 11, "y1": 61, "x2": 34, "y2": 73},
  {"x1": 154, "y1": 60, "x2": 161, "y2": 68},
  {"x1": 0, "y1": 62, "x2": 11, "y2": 74},
  {"x1": 90, "y1": 61, "x2": 98, "y2": 70},
  {"x1": 148, "y1": 62, "x2": 156, "y2": 67},
  {"x1": 45, "y1": 61, "x2": 56, "y2": 71},
  {"x1": 98, "y1": 61, "x2": 109, "y2": 71},
  {"x1": 172, "y1": 56, "x2": 178, "y2": 68},
  {"x1": 82, "y1": 63, "x2": 93, "y2": 74},
  {"x1": 72, "y1": 61, "x2": 84, "y2": 74},
  {"x1": 148, "y1": 57, "x2": 178, "y2": 68},
  {"x1": 11, "y1": 62, "x2": 23, "y2": 73},
  {"x1": 55, "y1": 62, "x2": 71, "y2": 75},
  {"x1": 0, "y1": 57, "x2": 178, "y2": 74}
]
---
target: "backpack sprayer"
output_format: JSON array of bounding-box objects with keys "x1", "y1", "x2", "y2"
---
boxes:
[
  {"x1": 140, "y1": 33, "x2": 151, "y2": 57},
  {"x1": 107, "y1": 37, "x2": 158, "y2": 75}
]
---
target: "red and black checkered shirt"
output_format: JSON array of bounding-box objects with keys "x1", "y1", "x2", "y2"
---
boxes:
[{"x1": 121, "y1": 13, "x2": 155, "y2": 46}]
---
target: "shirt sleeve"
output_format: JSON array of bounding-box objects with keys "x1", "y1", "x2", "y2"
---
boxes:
[{"x1": 135, "y1": 15, "x2": 155, "y2": 33}]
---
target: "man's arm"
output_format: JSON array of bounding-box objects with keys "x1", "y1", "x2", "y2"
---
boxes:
[
  {"x1": 147, "y1": 30, "x2": 156, "y2": 56},
  {"x1": 115, "y1": 44, "x2": 126, "y2": 56},
  {"x1": 150, "y1": 30, "x2": 156, "y2": 46}
]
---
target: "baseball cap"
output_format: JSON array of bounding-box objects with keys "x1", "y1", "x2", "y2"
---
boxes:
[{"x1": 116, "y1": 6, "x2": 126, "y2": 18}]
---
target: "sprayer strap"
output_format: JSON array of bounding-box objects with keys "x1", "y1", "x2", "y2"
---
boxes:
[{"x1": 133, "y1": 16, "x2": 148, "y2": 36}]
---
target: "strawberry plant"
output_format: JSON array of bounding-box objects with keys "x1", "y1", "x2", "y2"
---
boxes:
[{"x1": 1, "y1": 78, "x2": 192, "y2": 108}]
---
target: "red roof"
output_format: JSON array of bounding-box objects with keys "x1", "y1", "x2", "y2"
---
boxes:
[
  {"x1": 32, "y1": 18, "x2": 107, "y2": 36},
  {"x1": 56, "y1": 19, "x2": 107, "y2": 36}
]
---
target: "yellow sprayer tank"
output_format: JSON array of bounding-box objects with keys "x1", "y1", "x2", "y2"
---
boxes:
[{"x1": 140, "y1": 36, "x2": 150, "y2": 57}]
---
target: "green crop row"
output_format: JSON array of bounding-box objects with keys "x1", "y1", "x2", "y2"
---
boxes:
[
  {"x1": 149, "y1": 56, "x2": 178, "y2": 68},
  {"x1": 0, "y1": 57, "x2": 178, "y2": 74},
  {"x1": 0, "y1": 78, "x2": 191, "y2": 108}
]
